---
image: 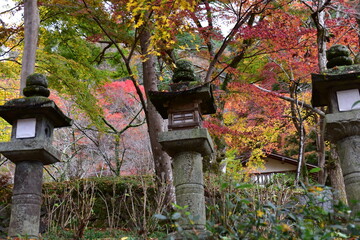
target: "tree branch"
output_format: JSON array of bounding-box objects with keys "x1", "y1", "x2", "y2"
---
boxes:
[{"x1": 253, "y1": 84, "x2": 325, "y2": 117}]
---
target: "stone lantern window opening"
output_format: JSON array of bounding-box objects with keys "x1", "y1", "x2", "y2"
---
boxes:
[
  {"x1": 336, "y1": 89, "x2": 360, "y2": 112},
  {"x1": 10, "y1": 115, "x2": 55, "y2": 142},
  {"x1": 167, "y1": 101, "x2": 203, "y2": 130},
  {"x1": 16, "y1": 118, "x2": 36, "y2": 138}
]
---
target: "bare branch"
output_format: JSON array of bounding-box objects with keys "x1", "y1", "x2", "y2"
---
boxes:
[{"x1": 253, "y1": 84, "x2": 325, "y2": 117}]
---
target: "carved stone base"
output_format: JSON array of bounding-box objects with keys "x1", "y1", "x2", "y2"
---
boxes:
[{"x1": 325, "y1": 110, "x2": 360, "y2": 142}]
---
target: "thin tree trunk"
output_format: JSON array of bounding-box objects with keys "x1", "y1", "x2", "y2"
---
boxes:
[
  {"x1": 296, "y1": 123, "x2": 306, "y2": 185},
  {"x1": 355, "y1": 3, "x2": 360, "y2": 47},
  {"x1": 313, "y1": 6, "x2": 329, "y2": 184},
  {"x1": 20, "y1": 0, "x2": 40, "y2": 94},
  {"x1": 139, "y1": 26, "x2": 173, "y2": 202},
  {"x1": 317, "y1": 114, "x2": 327, "y2": 184},
  {"x1": 310, "y1": 0, "x2": 329, "y2": 72},
  {"x1": 114, "y1": 134, "x2": 121, "y2": 176},
  {"x1": 329, "y1": 148, "x2": 348, "y2": 204}
]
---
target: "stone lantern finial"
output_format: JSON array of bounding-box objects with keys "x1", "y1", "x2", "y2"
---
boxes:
[
  {"x1": 172, "y1": 59, "x2": 197, "y2": 83},
  {"x1": 326, "y1": 44, "x2": 353, "y2": 69},
  {"x1": 23, "y1": 73, "x2": 50, "y2": 97}
]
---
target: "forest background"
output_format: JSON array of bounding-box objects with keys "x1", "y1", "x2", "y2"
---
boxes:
[{"x1": 0, "y1": 0, "x2": 360, "y2": 238}]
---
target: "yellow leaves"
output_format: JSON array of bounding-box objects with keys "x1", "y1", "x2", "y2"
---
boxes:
[
  {"x1": 126, "y1": 0, "x2": 137, "y2": 12},
  {"x1": 223, "y1": 112, "x2": 237, "y2": 125},
  {"x1": 126, "y1": 0, "x2": 197, "y2": 52},
  {"x1": 280, "y1": 223, "x2": 293, "y2": 233},
  {"x1": 177, "y1": 0, "x2": 196, "y2": 11},
  {"x1": 134, "y1": 19, "x2": 144, "y2": 28},
  {"x1": 256, "y1": 210, "x2": 265, "y2": 217},
  {"x1": 308, "y1": 186, "x2": 323, "y2": 193}
]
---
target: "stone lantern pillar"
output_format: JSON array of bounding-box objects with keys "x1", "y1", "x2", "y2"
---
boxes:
[
  {"x1": 149, "y1": 60, "x2": 216, "y2": 237},
  {"x1": 311, "y1": 45, "x2": 360, "y2": 214},
  {"x1": 0, "y1": 74, "x2": 72, "y2": 238}
]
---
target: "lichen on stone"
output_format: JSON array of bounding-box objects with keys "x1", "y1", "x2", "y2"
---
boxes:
[
  {"x1": 325, "y1": 64, "x2": 360, "y2": 75},
  {"x1": 326, "y1": 45, "x2": 353, "y2": 69},
  {"x1": 23, "y1": 73, "x2": 50, "y2": 97}
]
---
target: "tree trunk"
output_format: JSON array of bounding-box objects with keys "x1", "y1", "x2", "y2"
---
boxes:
[
  {"x1": 139, "y1": 27, "x2": 173, "y2": 202},
  {"x1": 317, "y1": 114, "x2": 327, "y2": 184},
  {"x1": 329, "y1": 148, "x2": 348, "y2": 204},
  {"x1": 295, "y1": 123, "x2": 307, "y2": 185},
  {"x1": 20, "y1": 0, "x2": 40, "y2": 94},
  {"x1": 355, "y1": 3, "x2": 360, "y2": 47}
]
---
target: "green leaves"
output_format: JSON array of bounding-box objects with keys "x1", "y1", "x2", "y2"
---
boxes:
[
  {"x1": 38, "y1": 50, "x2": 109, "y2": 129},
  {"x1": 309, "y1": 167, "x2": 322, "y2": 173}
]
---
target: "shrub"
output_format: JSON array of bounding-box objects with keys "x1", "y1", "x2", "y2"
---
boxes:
[{"x1": 204, "y1": 175, "x2": 360, "y2": 239}]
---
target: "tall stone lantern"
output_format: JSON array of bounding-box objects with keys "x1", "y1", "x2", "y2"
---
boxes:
[
  {"x1": 149, "y1": 60, "x2": 216, "y2": 237},
  {"x1": 0, "y1": 74, "x2": 72, "y2": 238},
  {"x1": 311, "y1": 45, "x2": 360, "y2": 214}
]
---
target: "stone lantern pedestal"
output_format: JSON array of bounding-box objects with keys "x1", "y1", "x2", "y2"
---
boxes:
[
  {"x1": 158, "y1": 129, "x2": 214, "y2": 231},
  {"x1": 325, "y1": 110, "x2": 360, "y2": 214},
  {"x1": 0, "y1": 74, "x2": 72, "y2": 238}
]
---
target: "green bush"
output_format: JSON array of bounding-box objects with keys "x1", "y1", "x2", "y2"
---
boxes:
[
  {"x1": 204, "y1": 175, "x2": 360, "y2": 239},
  {"x1": 3, "y1": 174, "x2": 360, "y2": 239},
  {"x1": 154, "y1": 175, "x2": 360, "y2": 239}
]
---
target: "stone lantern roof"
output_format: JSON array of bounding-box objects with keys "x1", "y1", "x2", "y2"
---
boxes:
[
  {"x1": 149, "y1": 84, "x2": 216, "y2": 119},
  {"x1": 149, "y1": 60, "x2": 216, "y2": 119}
]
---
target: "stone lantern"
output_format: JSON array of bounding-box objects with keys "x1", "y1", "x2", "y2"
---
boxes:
[
  {"x1": 149, "y1": 60, "x2": 216, "y2": 238},
  {"x1": 311, "y1": 45, "x2": 360, "y2": 214},
  {"x1": 0, "y1": 74, "x2": 72, "y2": 238}
]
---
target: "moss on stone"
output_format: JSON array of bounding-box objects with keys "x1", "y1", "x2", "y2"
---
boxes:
[
  {"x1": 26, "y1": 73, "x2": 48, "y2": 88},
  {"x1": 172, "y1": 60, "x2": 197, "y2": 83},
  {"x1": 326, "y1": 44, "x2": 350, "y2": 59},
  {"x1": 326, "y1": 56, "x2": 353, "y2": 69},
  {"x1": 23, "y1": 85, "x2": 50, "y2": 98},
  {"x1": 326, "y1": 45, "x2": 354, "y2": 69},
  {"x1": 325, "y1": 64, "x2": 360, "y2": 75},
  {"x1": 4, "y1": 96, "x2": 51, "y2": 107}
]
